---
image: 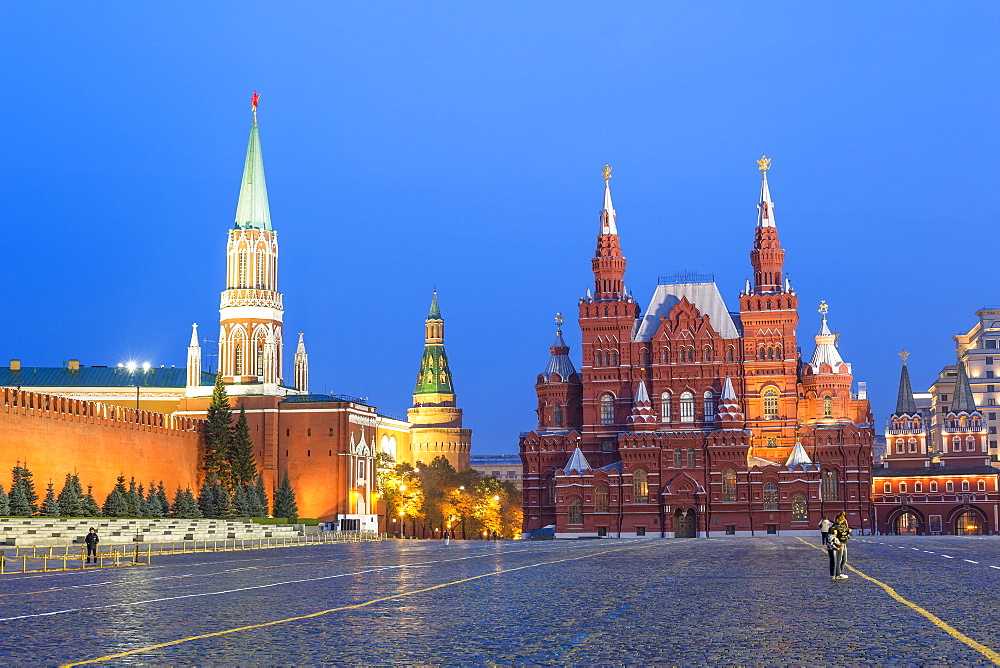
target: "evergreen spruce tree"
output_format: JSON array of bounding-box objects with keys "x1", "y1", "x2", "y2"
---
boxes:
[
  {"x1": 146, "y1": 482, "x2": 164, "y2": 517},
  {"x1": 172, "y1": 487, "x2": 202, "y2": 518},
  {"x1": 9, "y1": 483, "x2": 32, "y2": 516},
  {"x1": 253, "y1": 473, "x2": 269, "y2": 517},
  {"x1": 103, "y1": 474, "x2": 130, "y2": 517},
  {"x1": 57, "y1": 472, "x2": 85, "y2": 517},
  {"x1": 0, "y1": 484, "x2": 9, "y2": 516},
  {"x1": 204, "y1": 373, "x2": 234, "y2": 487},
  {"x1": 42, "y1": 480, "x2": 61, "y2": 517},
  {"x1": 197, "y1": 476, "x2": 220, "y2": 518},
  {"x1": 156, "y1": 481, "x2": 170, "y2": 515},
  {"x1": 82, "y1": 485, "x2": 102, "y2": 517},
  {"x1": 136, "y1": 483, "x2": 151, "y2": 517},
  {"x1": 230, "y1": 406, "x2": 258, "y2": 488},
  {"x1": 126, "y1": 477, "x2": 143, "y2": 517},
  {"x1": 10, "y1": 463, "x2": 39, "y2": 515},
  {"x1": 233, "y1": 484, "x2": 253, "y2": 517},
  {"x1": 274, "y1": 470, "x2": 298, "y2": 520},
  {"x1": 216, "y1": 484, "x2": 233, "y2": 519}
]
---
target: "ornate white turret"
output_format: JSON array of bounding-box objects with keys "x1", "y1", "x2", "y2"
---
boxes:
[
  {"x1": 715, "y1": 377, "x2": 745, "y2": 427},
  {"x1": 785, "y1": 441, "x2": 815, "y2": 469},
  {"x1": 186, "y1": 323, "x2": 202, "y2": 389},
  {"x1": 627, "y1": 380, "x2": 656, "y2": 430},
  {"x1": 293, "y1": 332, "x2": 309, "y2": 393},
  {"x1": 807, "y1": 302, "x2": 851, "y2": 374},
  {"x1": 757, "y1": 160, "x2": 775, "y2": 229}
]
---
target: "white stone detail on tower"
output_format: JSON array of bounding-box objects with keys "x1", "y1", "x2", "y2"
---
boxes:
[
  {"x1": 294, "y1": 332, "x2": 309, "y2": 393},
  {"x1": 186, "y1": 323, "x2": 202, "y2": 389}
]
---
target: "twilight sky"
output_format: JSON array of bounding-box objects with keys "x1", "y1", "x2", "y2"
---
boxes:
[{"x1": 2, "y1": 3, "x2": 998, "y2": 454}]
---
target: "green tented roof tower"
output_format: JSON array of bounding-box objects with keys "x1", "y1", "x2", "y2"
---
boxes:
[
  {"x1": 234, "y1": 98, "x2": 272, "y2": 231},
  {"x1": 413, "y1": 291, "x2": 453, "y2": 395},
  {"x1": 407, "y1": 290, "x2": 471, "y2": 471}
]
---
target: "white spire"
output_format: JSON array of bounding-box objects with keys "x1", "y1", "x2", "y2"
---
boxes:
[
  {"x1": 756, "y1": 168, "x2": 775, "y2": 228},
  {"x1": 808, "y1": 308, "x2": 849, "y2": 374},
  {"x1": 785, "y1": 441, "x2": 813, "y2": 468},
  {"x1": 294, "y1": 332, "x2": 309, "y2": 393},
  {"x1": 744, "y1": 278, "x2": 751, "y2": 294},
  {"x1": 783, "y1": 275, "x2": 791, "y2": 292},
  {"x1": 634, "y1": 379, "x2": 650, "y2": 404},
  {"x1": 186, "y1": 323, "x2": 202, "y2": 389},
  {"x1": 600, "y1": 166, "x2": 618, "y2": 235},
  {"x1": 564, "y1": 446, "x2": 592, "y2": 473},
  {"x1": 721, "y1": 377, "x2": 737, "y2": 402}
]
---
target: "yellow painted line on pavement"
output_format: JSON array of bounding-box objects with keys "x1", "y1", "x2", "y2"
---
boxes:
[
  {"x1": 62, "y1": 542, "x2": 664, "y2": 666},
  {"x1": 796, "y1": 537, "x2": 1000, "y2": 665}
]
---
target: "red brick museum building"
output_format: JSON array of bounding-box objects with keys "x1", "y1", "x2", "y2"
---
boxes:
[{"x1": 520, "y1": 160, "x2": 875, "y2": 538}]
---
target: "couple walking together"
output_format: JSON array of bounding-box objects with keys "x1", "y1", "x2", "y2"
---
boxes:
[{"x1": 819, "y1": 512, "x2": 850, "y2": 579}]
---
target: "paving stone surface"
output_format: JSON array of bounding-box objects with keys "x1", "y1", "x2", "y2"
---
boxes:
[{"x1": 1, "y1": 535, "x2": 999, "y2": 666}]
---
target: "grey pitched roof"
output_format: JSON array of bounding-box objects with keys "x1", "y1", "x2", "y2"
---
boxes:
[
  {"x1": 952, "y1": 358, "x2": 977, "y2": 412},
  {"x1": 634, "y1": 281, "x2": 740, "y2": 342},
  {"x1": 895, "y1": 362, "x2": 917, "y2": 414},
  {"x1": 563, "y1": 447, "x2": 592, "y2": 473},
  {"x1": 0, "y1": 366, "x2": 215, "y2": 388}
]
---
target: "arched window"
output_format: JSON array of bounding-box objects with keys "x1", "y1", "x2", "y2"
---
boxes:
[
  {"x1": 899, "y1": 482, "x2": 907, "y2": 493},
  {"x1": 763, "y1": 482, "x2": 778, "y2": 510},
  {"x1": 680, "y1": 391, "x2": 695, "y2": 423},
  {"x1": 703, "y1": 346, "x2": 712, "y2": 362},
  {"x1": 758, "y1": 346, "x2": 766, "y2": 361},
  {"x1": 595, "y1": 351, "x2": 603, "y2": 367},
  {"x1": 962, "y1": 480, "x2": 970, "y2": 492},
  {"x1": 978, "y1": 480, "x2": 986, "y2": 492},
  {"x1": 673, "y1": 449, "x2": 683, "y2": 468},
  {"x1": 946, "y1": 480, "x2": 954, "y2": 492},
  {"x1": 953, "y1": 436, "x2": 961, "y2": 452},
  {"x1": 661, "y1": 348, "x2": 670, "y2": 364},
  {"x1": 238, "y1": 251, "x2": 248, "y2": 286},
  {"x1": 883, "y1": 482, "x2": 891, "y2": 493},
  {"x1": 255, "y1": 250, "x2": 265, "y2": 287},
  {"x1": 767, "y1": 346, "x2": 774, "y2": 361},
  {"x1": 687, "y1": 448, "x2": 696, "y2": 468},
  {"x1": 610, "y1": 351, "x2": 618, "y2": 366},
  {"x1": 547, "y1": 477, "x2": 556, "y2": 504},
  {"x1": 966, "y1": 436, "x2": 976, "y2": 452},
  {"x1": 660, "y1": 392, "x2": 671, "y2": 422},
  {"x1": 763, "y1": 388, "x2": 779, "y2": 420},
  {"x1": 791, "y1": 493, "x2": 808, "y2": 521},
  {"x1": 256, "y1": 338, "x2": 265, "y2": 376},
  {"x1": 633, "y1": 469, "x2": 648, "y2": 503},
  {"x1": 722, "y1": 468, "x2": 737, "y2": 501},
  {"x1": 679, "y1": 348, "x2": 687, "y2": 363},
  {"x1": 823, "y1": 396, "x2": 832, "y2": 418},
  {"x1": 776, "y1": 345, "x2": 782, "y2": 360},
  {"x1": 915, "y1": 482, "x2": 923, "y2": 492},
  {"x1": 908, "y1": 438, "x2": 917, "y2": 453},
  {"x1": 234, "y1": 344, "x2": 244, "y2": 375},
  {"x1": 567, "y1": 498, "x2": 583, "y2": 524},
  {"x1": 600, "y1": 394, "x2": 615, "y2": 425},
  {"x1": 639, "y1": 349, "x2": 650, "y2": 366},
  {"x1": 930, "y1": 481, "x2": 938, "y2": 492},
  {"x1": 895, "y1": 439, "x2": 905, "y2": 454},
  {"x1": 553, "y1": 403, "x2": 563, "y2": 428},
  {"x1": 727, "y1": 347, "x2": 735, "y2": 363},
  {"x1": 822, "y1": 470, "x2": 838, "y2": 501},
  {"x1": 595, "y1": 486, "x2": 609, "y2": 512},
  {"x1": 703, "y1": 391, "x2": 715, "y2": 420}
]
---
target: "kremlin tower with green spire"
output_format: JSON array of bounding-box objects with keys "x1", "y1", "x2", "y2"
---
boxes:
[{"x1": 407, "y1": 291, "x2": 471, "y2": 470}]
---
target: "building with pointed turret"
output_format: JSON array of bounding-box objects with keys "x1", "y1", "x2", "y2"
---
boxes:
[
  {"x1": 520, "y1": 160, "x2": 875, "y2": 539},
  {"x1": 873, "y1": 313, "x2": 1000, "y2": 535},
  {"x1": 407, "y1": 292, "x2": 472, "y2": 471}
]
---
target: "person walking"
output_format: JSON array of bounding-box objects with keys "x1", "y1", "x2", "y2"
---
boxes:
[
  {"x1": 828, "y1": 512, "x2": 851, "y2": 580},
  {"x1": 818, "y1": 515, "x2": 832, "y2": 546},
  {"x1": 444, "y1": 529, "x2": 451, "y2": 546},
  {"x1": 85, "y1": 527, "x2": 99, "y2": 564}
]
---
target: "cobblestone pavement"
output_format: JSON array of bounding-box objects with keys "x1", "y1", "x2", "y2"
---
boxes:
[{"x1": 1, "y1": 535, "x2": 999, "y2": 666}]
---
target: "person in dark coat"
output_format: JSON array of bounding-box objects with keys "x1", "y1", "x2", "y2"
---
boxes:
[{"x1": 85, "y1": 527, "x2": 99, "y2": 564}]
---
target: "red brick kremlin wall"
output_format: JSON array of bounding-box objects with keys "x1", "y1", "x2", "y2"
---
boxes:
[{"x1": 0, "y1": 388, "x2": 204, "y2": 502}]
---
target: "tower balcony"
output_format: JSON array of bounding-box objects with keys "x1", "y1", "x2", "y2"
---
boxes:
[
  {"x1": 940, "y1": 425, "x2": 985, "y2": 434},
  {"x1": 221, "y1": 289, "x2": 283, "y2": 310},
  {"x1": 886, "y1": 427, "x2": 924, "y2": 435}
]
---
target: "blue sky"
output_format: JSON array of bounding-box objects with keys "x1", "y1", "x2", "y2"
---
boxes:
[{"x1": 2, "y1": 4, "x2": 998, "y2": 453}]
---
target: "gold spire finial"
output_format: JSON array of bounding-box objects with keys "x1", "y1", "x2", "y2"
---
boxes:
[
  {"x1": 757, "y1": 155, "x2": 771, "y2": 172},
  {"x1": 555, "y1": 312, "x2": 564, "y2": 328},
  {"x1": 602, "y1": 164, "x2": 612, "y2": 182},
  {"x1": 818, "y1": 300, "x2": 828, "y2": 315},
  {"x1": 899, "y1": 349, "x2": 910, "y2": 362}
]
